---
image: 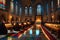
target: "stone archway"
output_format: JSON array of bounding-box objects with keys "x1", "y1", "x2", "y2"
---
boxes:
[{"x1": 35, "y1": 4, "x2": 42, "y2": 24}]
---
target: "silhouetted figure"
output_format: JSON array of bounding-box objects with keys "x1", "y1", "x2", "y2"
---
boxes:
[
  {"x1": 29, "y1": 19, "x2": 35, "y2": 25},
  {"x1": 0, "y1": 19, "x2": 7, "y2": 35},
  {"x1": 13, "y1": 22, "x2": 20, "y2": 31},
  {"x1": 19, "y1": 22, "x2": 24, "y2": 30}
]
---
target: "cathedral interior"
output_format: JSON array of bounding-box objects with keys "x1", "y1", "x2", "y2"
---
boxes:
[{"x1": 0, "y1": 0, "x2": 60, "y2": 40}]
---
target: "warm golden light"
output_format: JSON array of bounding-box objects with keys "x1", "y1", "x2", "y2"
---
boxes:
[
  {"x1": 36, "y1": 16, "x2": 41, "y2": 23},
  {"x1": 19, "y1": 23, "x2": 21, "y2": 25},
  {"x1": 52, "y1": 15, "x2": 54, "y2": 19},
  {"x1": 36, "y1": 24, "x2": 40, "y2": 29},
  {"x1": 36, "y1": 24, "x2": 40, "y2": 27},
  {"x1": 36, "y1": 19, "x2": 41, "y2": 22},
  {"x1": 27, "y1": 22, "x2": 30, "y2": 24},
  {"x1": 14, "y1": 23, "x2": 16, "y2": 25},
  {"x1": 24, "y1": 22, "x2": 27, "y2": 25},
  {"x1": 8, "y1": 14, "x2": 12, "y2": 23},
  {"x1": 5, "y1": 23, "x2": 13, "y2": 28},
  {"x1": 10, "y1": 15, "x2": 12, "y2": 19},
  {"x1": 45, "y1": 23, "x2": 60, "y2": 30},
  {"x1": 10, "y1": 0, "x2": 14, "y2": 13}
]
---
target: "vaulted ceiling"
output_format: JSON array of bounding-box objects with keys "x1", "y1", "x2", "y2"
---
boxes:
[{"x1": 15, "y1": 0, "x2": 52, "y2": 7}]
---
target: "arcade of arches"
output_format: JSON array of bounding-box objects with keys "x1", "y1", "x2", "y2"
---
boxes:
[
  {"x1": 0, "y1": 0, "x2": 60, "y2": 40},
  {"x1": 0, "y1": 0, "x2": 60, "y2": 23}
]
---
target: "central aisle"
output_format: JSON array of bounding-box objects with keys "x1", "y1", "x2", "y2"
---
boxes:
[{"x1": 18, "y1": 24, "x2": 47, "y2": 40}]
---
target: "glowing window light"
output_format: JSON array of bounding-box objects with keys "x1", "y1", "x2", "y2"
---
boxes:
[
  {"x1": 29, "y1": 6, "x2": 32, "y2": 16},
  {"x1": 36, "y1": 30, "x2": 40, "y2": 35},
  {"x1": 25, "y1": 7, "x2": 28, "y2": 15},
  {"x1": 19, "y1": 7, "x2": 22, "y2": 16},
  {"x1": 46, "y1": 4, "x2": 48, "y2": 15},
  {"x1": 51, "y1": 1, "x2": 53, "y2": 11},
  {"x1": 37, "y1": 5, "x2": 41, "y2": 15},
  {"x1": 16, "y1": 2, "x2": 18, "y2": 14},
  {"x1": 51, "y1": 1, "x2": 53, "y2": 8},
  {"x1": 58, "y1": 0, "x2": 60, "y2": 7},
  {"x1": 29, "y1": 29, "x2": 32, "y2": 35},
  {"x1": 10, "y1": 1, "x2": 14, "y2": 13}
]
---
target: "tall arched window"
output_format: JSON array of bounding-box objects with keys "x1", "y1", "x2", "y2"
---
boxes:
[
  {"x1": 19, "y1": 7, "x2": 22, "y2": 16},
  {"x1": 37, "y1": 5, "x2": 41, "y2": 15},
  {"x1": 58, "y1": 0, "x2": 60, "y2": 8},
  {"x1": 46, "y1": 4, "x2": 48, "y2": 15},
  {"x1": 16, "y1": 1, "x2": 18, "y2": 14},
  {"x1": 10, "y1": 0, "x2": 14, "y2": 13},
  {"x1": 29, "y1": 6, "x2": 32, "y2": 16},
  {"x1": 51, "y1": 1, "x2": 53, "y2": 11},
  {"x1": 25, "y1": 7, "x2": 28, "y2": 15}
]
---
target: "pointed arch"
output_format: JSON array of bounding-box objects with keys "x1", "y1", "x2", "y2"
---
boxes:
[{"x1": 37, "y1": 5, "x2": 41, "y2": 15}]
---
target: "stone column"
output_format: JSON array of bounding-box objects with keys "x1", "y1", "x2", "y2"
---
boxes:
[
  {"x1": 5, "y1": 0, "x2": 11, "y2": 22},
  {"x1": 32, "y1": 5, "x2": 36, "y2": 21},
  {"x1": 13, "y1": 1, "x2": 16, "y2": 22},
  {"x1": 21, "y1": 7, "x2": 25, "y2": 22},
  {"x1": 43, "y1": 3, "x2": 47, "y2": 22},
  {"x1": 53, "y1": 0, "x2": 57, "y2": 23},
  {"x1": 48, "y1": 1, "x2": 51, "y2": 22},
  {"x1": 17, "y1": 3, "x2": 20, "y2": 16}
]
